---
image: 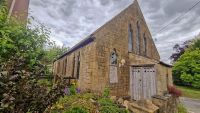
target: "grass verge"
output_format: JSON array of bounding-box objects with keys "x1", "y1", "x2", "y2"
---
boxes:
[{"x1": 176, "y1": 85, "x2": 200, "y2": 99}]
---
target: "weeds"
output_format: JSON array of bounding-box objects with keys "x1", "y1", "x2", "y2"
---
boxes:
[{"x1": 176, "y1": 103, "x2": 187, "y2": 113}]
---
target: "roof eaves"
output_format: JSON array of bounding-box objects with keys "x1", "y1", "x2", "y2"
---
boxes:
[
  {"x1": 55, "y1": 35, "x2": 95, "y2": 61},
  {"x1": 159, "y1": 61, "x2": 173, "y2": 68}
]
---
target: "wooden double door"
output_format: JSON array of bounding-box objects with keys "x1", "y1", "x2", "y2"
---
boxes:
[{"x1": 130, "y1": 66, "x2": 156, "y2": 100}]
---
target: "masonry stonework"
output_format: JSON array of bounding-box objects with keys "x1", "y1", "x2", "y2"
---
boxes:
[{"x1": 53, "y1": 0, "x2": 173, "y2": 99}]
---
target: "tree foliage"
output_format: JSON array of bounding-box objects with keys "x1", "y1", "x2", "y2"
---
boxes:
[
  {"x1": 170, "y1": 41, "x2": 191, "y2": 62},
  {"x1": 0, "y1": 3, "x2": 65, "y2": 112},
  {"x1": 172, "y1": 34, "x2": 200, "y2": 88},
  {"x1": 173, "y1": 48, "x2": 200, "y2": 88},
  {"x1": 170, "y1": 34, "x2": 200, "y2": 63},
  {"x1": 42, "y1": 45, "x2": 69, "y2": 65}
]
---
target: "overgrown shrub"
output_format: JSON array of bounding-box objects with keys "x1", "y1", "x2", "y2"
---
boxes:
[
  {"x1": 98, "y1": 98, "x2": 129, "y2": 113},
  {"x1": 167, "y1": 85, "x2": 182, "y2": 97},
  {"x1": 99, "y1": 87, "x2": 129, "y2": 113},
  {"x1": 50, "y1": 93, "x2": 96, "y2": 113},
  {"x1": 0, "y1": 2, "x2": 65, "y2": 112},
  {"x1": 0, "y1": 73, "x2": 65, "y2": 113},
  {"x1": 64, "y1": 106, "x2": 89, "y2": 113},
  {"x1": 50, "y1": 88, "x2": 129, "y2": 113},
  {"x1": 37, "y1": 78, "x2": 53, "y2": 87}
]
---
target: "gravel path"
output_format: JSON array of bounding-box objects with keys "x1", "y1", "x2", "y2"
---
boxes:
[{"x1": 180, "y1": 97, "x2": 200, "y2": 113}]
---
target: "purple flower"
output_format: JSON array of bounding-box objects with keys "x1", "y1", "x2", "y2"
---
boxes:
[
  {"x1": 76, "y1": 88, "x2": 81, "y2": 93},
  {"x1": 63, "y1": 87, "x2": 70, "y2": 95}
]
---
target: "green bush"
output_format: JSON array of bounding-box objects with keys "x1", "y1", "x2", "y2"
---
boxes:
[
  {"x1": 64, "y1": 106, "x2": 89, "y2": 113},
  {"x1": 180, "y1": 73, "x2": 193, "y2": 84},
  {"x1": 37, "y1": 79, "x2": 52, "y2": 86},
  {"x1": 98, "y1": 98, "x2": 129, "y2": 113},
  {"x1": 192, "y1": 74, "x2": 200, "y2": 88},
  {"x1": 103, "y1": 87, "x2": 110, "y2": 98},
  {"x1": 70, "y1": 84, "x2": 77, "y2": 95},
  {"x1": 100, "y1": 106, "x2": 129, "y2": 113},
  {"x1": 98, "y1": 98, "x2": 115, "y2": 106},
  {"x1": 50, "y1": 93, "x2": 97, "y2": 113}
]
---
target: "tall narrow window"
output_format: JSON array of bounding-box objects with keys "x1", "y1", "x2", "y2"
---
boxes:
[
  {"x1": 76, "y1": 52, "x2": 80, "y2": 79},
  {"x1": 143, "y1": 33, "x2": 147, "y2": 56},
  {"x1": 62, "y1": 59, "x2": 65, "y2": 75},
  {"x1": 64, "y1": 57, "x2": 67, "y2": 75},
  {"x1": 72, "y1": 54, "x2": 75, "y2": 77},
  {"x1": 57, "y1": 61, "x2": 60, "y2": 74},
  {"x1": 128, "y1": 24, "x2": 133, "y2": 52},
  {"x1": 109, "y1": 48, "x2": 118, "y2": 83},
  {"x1": 136, "y1": 21, "x2": 140, "y2": 54}
]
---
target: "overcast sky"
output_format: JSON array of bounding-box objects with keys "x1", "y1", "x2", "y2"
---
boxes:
[{"x1": 29, "y1": 0, "x2": 200, "y2": 63}]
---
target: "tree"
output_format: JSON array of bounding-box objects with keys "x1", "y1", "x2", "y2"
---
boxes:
[
  {"x1": 189, "y1": 35, "x2": 200, "y2": 51},
  {"x1": 171, "y1": 34, "x2": 200, "y2": 88},
  {"x1": 42, "y1": 45, "x2": 69, "y2": 65},
  {"x1": 170, "y1": 41, "x2": 191, "y2": 62},
  {"x1": 170, "y1": 34, "x2": 200, "y2": 63},
  {"x1": 0, "y1": 3, "x2": 64, "y2": 112},
  {"x1": 173, "y1": 49, "x2": 200, "y2": 88}
]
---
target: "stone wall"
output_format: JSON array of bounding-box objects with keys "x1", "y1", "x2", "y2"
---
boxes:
[
  {"x1": 152, "y1": 95, "x2": 177, "y2": 113},
  {"x1": 53, "y1": 42, "x2": 97, "y2": 91},
  {"x1": 156, "y1": 64, "x2": 173, "y2": 95}
]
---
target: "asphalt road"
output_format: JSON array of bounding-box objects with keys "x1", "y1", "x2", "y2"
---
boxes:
[{"x1": 180, "y1": 97, "x2": 200, "y2": 113}]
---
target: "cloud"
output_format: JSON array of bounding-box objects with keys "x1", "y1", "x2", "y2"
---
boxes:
[{"x1": 29, "y1": 0, "x2": 200, "y2": 63}]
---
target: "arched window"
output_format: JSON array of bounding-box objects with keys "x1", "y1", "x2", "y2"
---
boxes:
[
  {"x1": 143, "y1": 33, "x2": 147, "y2": 56},
  {"x1": 109, "y1": 48, "x2": 118, "y2": 83},
  {"x1": 110, "y1": 48, "x2": 117, "y2": 65},
  {"x1": 136, "y1": 21, "x2": 140, "y2": 54},
  {"x1": 128, "y1": 24, "x2": 133, "y2": 52}
]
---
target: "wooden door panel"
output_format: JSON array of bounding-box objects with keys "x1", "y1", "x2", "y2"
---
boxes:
[{"x1": 130, "y1": 66, "x2": 156, "y2": 100}]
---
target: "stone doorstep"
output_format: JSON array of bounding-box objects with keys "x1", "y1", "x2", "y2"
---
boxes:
[
  {"x1": 111, "y1": 95, "x2": 178, "y2": 113},
  {"x1": 128, "y1": 102, "x2": 158, "y2": 113},
  {"x1": 128, "y1": 100, "x2": 159, "y2": 113},
  {"x1": 113, "y1": 96, "x2": 159, "y2": 113}
]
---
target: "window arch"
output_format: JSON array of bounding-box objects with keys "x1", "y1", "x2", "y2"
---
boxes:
[
  {"x1": 128, "y1": 24, "x2": 133, "y2": 52},
  {"x1": 136, "y1": 21, "x2": 140, "y2": 54}
]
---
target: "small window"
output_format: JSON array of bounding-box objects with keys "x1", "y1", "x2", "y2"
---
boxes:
[
  {"x1": 136, "y1": 21, "x2": 140, "y2": 54},
  {"x1": 128, "y1": 24, "x2": 133, "y2": 52}
]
